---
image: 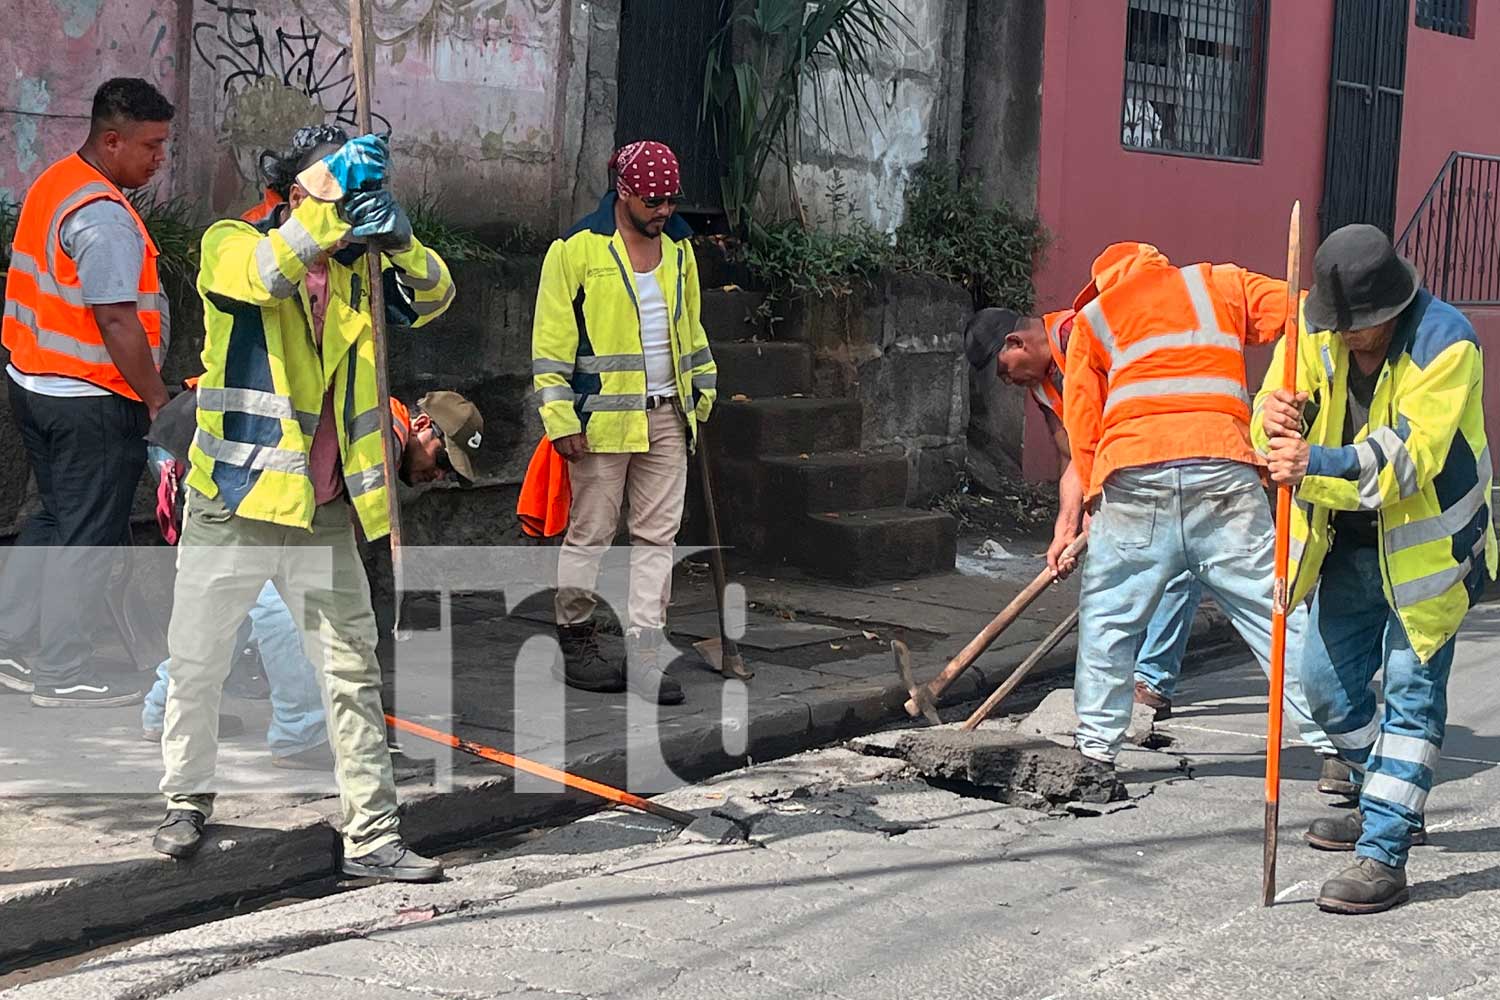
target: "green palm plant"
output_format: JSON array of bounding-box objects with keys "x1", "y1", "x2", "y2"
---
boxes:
[{"x1": 701, "y1": 0, "x2": 908, "y2": 236}]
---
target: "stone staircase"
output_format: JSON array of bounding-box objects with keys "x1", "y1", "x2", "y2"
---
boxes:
[{"x1": 695, "y1": 287, "x2": 957, "y2": 585}]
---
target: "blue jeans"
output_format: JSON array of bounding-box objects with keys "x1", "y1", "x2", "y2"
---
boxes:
[
  {"x1": 1132, "y1": 572, "x2": 1201, "y2": 700},
  {"x1": 143, "y1": 581, "x2": 328, "y2": 757},
  {"x1": 1075, "y1": 461, "x2": 1331, "y2": 761},
  {"x1": 1300, "y1": 537, "x2": 1454, "y2": 868}
]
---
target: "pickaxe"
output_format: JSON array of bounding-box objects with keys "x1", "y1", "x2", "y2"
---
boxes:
[{"x1": 894, "y1": 535, "x2": 1087, "y2": 725}]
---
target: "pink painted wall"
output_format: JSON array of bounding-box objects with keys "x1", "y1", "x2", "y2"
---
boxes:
[
  {"x1": 0, "y1": 0, "x2": 181, "y2": 205},
  {"x1": 1394, "y1": 5, "x2": 1500, "y2": 229}
]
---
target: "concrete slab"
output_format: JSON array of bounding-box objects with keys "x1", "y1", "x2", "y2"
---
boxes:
[
  {"x1": 667, "y1": 610, "x2": 861, "y2": 649},
  {"x1": 891, "y1": 728, "x2": 1127, "y2": 805}
]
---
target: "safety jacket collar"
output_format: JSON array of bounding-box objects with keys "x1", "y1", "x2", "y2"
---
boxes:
[{"x1": 571, "y1": 191, "x2": 694, "y2": 241}]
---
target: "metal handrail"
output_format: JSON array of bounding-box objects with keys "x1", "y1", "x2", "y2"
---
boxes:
[{"x1": 1395, "y1": 151, "x2": 1500, "y2": 306}]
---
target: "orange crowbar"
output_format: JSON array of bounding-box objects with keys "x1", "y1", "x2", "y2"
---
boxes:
[
  {"x1": 1263, "y1": 200, "x2": 1302, "y2": 906},
  {"x1": 384, "y1": 714, "x2": 697, "y2": 827}
]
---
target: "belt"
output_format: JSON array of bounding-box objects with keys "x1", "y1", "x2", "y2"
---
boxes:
[{"x1": 645, "y1": 394, "x2": 678, "y2": 410}]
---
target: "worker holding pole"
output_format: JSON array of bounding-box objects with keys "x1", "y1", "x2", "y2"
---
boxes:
[
  {"x1": 964, "y1": 307, "x2": 1201, "y2": 721},
  {"x1": 1062, "y1": 243, "x2": 1334, "y2": 766},
  {"x1": 1256, "y1": 224, "x2": 1495, "y2": 915},
  {"x1": 153, "y1": 124, "x2": 456, "y2": 882}
]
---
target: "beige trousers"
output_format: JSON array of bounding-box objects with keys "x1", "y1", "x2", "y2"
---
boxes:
[
  {"x1": 556, "y1": 404, "x2": 688, "y2": 630},
  {"x1": 160, "y1": 489, "x2": 400, "y2": 856}
]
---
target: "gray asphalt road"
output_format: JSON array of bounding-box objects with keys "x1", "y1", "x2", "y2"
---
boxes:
[{"x1": 17, "y1": 604, "x2": 1500, "y2": 1000}]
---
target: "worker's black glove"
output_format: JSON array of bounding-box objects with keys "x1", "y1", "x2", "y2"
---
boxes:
[{"x1": 344, "y1": 189, "x2": 412, "y2": 253}]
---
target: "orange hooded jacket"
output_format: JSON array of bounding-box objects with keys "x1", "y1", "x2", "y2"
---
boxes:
[{"x1": 1063, "y1": 242, "x2": 1290, "y2": 499}]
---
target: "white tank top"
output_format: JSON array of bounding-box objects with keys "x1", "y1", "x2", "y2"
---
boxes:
[{"x1": 635, "y1": 269, "x2": 677, "y2": 397}]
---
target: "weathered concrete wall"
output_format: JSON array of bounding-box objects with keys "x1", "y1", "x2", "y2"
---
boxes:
[
  {"x1": 0, "y1": 0, "x2": 186, "y2": 205},
  {"x1": 959, "y1": 0, "x2": 1043, "y2": 218},
  {"x1": 786, "y1": 0, "x2": 968, "y2": 232},
  {"x1": 784, "y1": 273, "x2": 973, "y2": 503}
]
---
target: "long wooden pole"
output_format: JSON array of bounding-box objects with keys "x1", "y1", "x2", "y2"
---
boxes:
[
  {"x1": 348, "y1": 0, "x2": 403, "y2": 632},
  {"x1": 959, "y1": 609, "x2": 1080, "y2": 732},
  {"x1": 1263, "y1": 200, "x2": 1302, "y2": 906}
]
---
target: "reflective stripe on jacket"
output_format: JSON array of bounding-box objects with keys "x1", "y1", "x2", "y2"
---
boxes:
[
  {"x1": 2, "y1": 153, "x2": 166, "y2": 398},
  {"x1": 188, "y1": 197, "x2": 455, "y2": 539},
  {"x1": 1029, "y1": 309, "x2": 1074, "y2": 417},
  {"x1": 530, "y1": 192, "x2": 717, "y2": 452},
  {"x1": 1251, "y1": 290, "x2": 1497, "y2": 662},
  {"x1": 1064, "y1": 242, "x2": 1289, "y2": 498}
]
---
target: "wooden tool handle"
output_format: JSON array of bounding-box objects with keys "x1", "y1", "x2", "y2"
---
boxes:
[
  {"x1": 906, "y1": 534, "x2": 1086, "y2": 715},
  {"x1": 960, "y1": 609, "x2": 1080, "y2": 731}
]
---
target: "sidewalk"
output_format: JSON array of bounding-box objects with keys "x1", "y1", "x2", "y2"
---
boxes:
[{"x1": 0, "y1": 535, "x2": 1231, "y2": 966}]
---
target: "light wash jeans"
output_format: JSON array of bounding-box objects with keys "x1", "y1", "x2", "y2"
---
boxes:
[
  {"x1": 144, "y1": 580, "x2": 328, "y2": 758},
  {"x1": 1132, "y1": 571, "x2": 1202, "y2": 700},
  {"x1": 1075, "y1": 460, "x2": 1332, "y2": 761},
  {"x1": 1300, "y1": 537, "x2": 1455, "y2": 868}
]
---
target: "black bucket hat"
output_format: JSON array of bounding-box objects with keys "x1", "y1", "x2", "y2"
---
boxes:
[
  {"x1": 1303, "y1": 224, "x2": 1420, "y2": 333},
  {"x1": 964, "y1": 308, "x2": 1023, "y2": 371}
]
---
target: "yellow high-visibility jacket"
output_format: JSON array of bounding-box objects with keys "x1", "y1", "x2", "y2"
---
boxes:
[
  {"x1": 1252, "y1": 290, "x2": 1496, "y2": 661},
  {"x1": 531, "y1": 193, "x2": 716, "y2": 451},
  {"x1": 188, "y1": 196, "x2": 454, "y2": 540}
]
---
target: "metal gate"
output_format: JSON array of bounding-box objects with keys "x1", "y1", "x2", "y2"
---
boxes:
[
  {"x1": 614, "y1": 0, "x2": 727, "y2": 215},
  {"x1": 1320, "y1": 0, "x2": 1409, "y2": 238}
]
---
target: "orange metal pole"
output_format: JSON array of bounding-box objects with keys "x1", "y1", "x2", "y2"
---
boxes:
[
  {"x1": 1263, "y1": 201, "x2": 1302, "y2": 906},
  {"x1": 384, "y1": 714, "x2": 698, "y2": 827}
]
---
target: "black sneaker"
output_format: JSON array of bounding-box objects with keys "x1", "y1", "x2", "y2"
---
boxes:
[
  {"x1": 554, "y1": 622, "x2": 626, "y2": 693},
  {"x1": 31, "y1": 676, "x2": 142, "y2": 708},
  {"x1": 1318, "y1": 757, "x2": 1361, "y2": 796},
  {"x1": 341, "y1": 840, "x2": 444, "y2": 882},
  {"x1": 1316, "y1": 857, "x2": 1409, "y2": 914},
  {"x1": 1305, "y1": 808, "x2": 1427, "y2": 851},
  {"x1": 0, "y1": 653, "x2": 34, "y2": 694},
  {"x1": 153, "y1": 809, "x2": 207, "y2": 859}
]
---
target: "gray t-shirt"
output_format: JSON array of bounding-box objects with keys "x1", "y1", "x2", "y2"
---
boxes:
[{"x1": 6, "y1": 199, "x2": 160, "y2": 397}]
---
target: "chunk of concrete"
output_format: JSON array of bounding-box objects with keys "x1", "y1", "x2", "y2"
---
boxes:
[
  {"x1": 892, "y1": 729, "x2": 1126, "y2": 805},
  {"x1": 679, "y1": 813, "x2": 745, "y2": 845},
  {"x1": 1020, "y1": 688, "x2": 1156, "y2": 746}
]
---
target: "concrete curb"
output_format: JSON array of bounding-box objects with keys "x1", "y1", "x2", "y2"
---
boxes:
[{"x1": 0, "y1": 611, "x2": 1237, "y2": 969}]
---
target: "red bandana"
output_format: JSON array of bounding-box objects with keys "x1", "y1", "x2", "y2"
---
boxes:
[{"x1": 610, "y1": 141, "x2": 681, "y2": 199}]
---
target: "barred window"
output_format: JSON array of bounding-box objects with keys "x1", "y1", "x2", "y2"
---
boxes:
[
  {"x1": 1416, "y1": 0, "x2": 1472, "y2": 37},
  {"x1": 1121, "y1": 0, "x2": 1270, "y2": 162}
]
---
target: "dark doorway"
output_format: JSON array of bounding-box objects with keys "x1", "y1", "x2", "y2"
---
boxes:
[
  {"x1": 614, "y1": 0, "x2": 727, "y2": 217},
  {"x1": 1320, "y1": 0, "x2": 1409, "y2": 238}
]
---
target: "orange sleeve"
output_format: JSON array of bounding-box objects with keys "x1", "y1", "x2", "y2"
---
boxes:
[
  {"x1": 1228, "y1": 267, "x2": 1290, "y2": 345},
  {"x1": 1062, "y1": 310, "x2": 1110, "y2": 498}
]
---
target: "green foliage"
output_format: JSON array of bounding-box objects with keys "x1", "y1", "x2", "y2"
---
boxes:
[
  {"x1": 893, "y1": 162, "x2": 1046, "y2": 312},
  {"x1": 0, "y1": 197, "x2": 17, "y2": 269},
  {"x1": 701, "y1": 0, "x2": 909, "y2": 235},
  {"x1": 129, "y1": 191, "x2": 205, "y2": 284},
  {"x1": 746, "y1": 165, "x2": 1047, "y2": 311},
  {"x1": 407, "y1": 197, "x2": 502, "y2": 263}
]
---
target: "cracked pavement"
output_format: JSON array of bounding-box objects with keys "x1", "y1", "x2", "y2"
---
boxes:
[{"x1": 14, "y1": 603, "x2": 1500, "y2": 1000}]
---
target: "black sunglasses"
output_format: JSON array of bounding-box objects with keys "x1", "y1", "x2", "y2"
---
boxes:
[{"x1": 641, "y1": 194, "x2": 683, "y2": 209}]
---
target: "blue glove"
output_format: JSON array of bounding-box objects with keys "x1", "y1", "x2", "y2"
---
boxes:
[
  {"x1": 344, "y1": 189, "x2": 412, "y2": 250},
  {"x1": 319, "y1": 134, "x2": 389, "y2": 195}
]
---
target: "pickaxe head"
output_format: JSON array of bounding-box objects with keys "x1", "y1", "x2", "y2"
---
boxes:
[{"x1": 893, "y1": 640, "x2": 941, "y2": 726}]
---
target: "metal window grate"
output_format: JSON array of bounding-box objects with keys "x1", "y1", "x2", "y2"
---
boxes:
[
  {"x1": 1416, "y1": 0, "x2": 1472, "y2": 36},
  {"x1": 1121, "y1": 0, "x2": 1270, "y2": 161}
]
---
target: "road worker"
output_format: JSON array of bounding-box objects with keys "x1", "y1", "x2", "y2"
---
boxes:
[
  {"x1": 1257, "y1": 224, "x2": 1495, "y2": 914},
  {"x1": 1061, "y1": 242, "x2": 1334, "y2": 765}
]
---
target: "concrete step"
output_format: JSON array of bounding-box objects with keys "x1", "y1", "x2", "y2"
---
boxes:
[
  {"x1": 708, "y1": 397, "x2": 862, "y2": 458},
  {"x1": 711, "y1": 341, "x2": 814, "y2": 398},
  {"x1": 795, "y1": 507, "x2": 958, "y2": 584},
  {"x1": 761, "y1": 450, "x2": 909, "y2": 514},
  {"x1": 701, "y1": 289, "x2": 770, "y2": 343}
]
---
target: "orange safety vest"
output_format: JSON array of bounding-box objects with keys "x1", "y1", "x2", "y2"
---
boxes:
[
  {"x1": 517, "y1": 437, "x2": 572, "y2": 538},
  {"x1": 1064, "y1": 242, "x2": 1289, "y2": 498},
  {"x1": 240, "y1": 188, "x2": 284, "y2": 224},
  {"x1": 1029, "y1": 309, "x2": 1074, "y2": 418},
  {"x1": 2, "y1": 153, "x2": 165, "y2": 399}
]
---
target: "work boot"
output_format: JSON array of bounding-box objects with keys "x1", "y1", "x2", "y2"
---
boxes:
[
  {"x1": 341, "y1": 840, "x2": 444, "y2": 883},
  {"x1": 1133, "y1": 681, "x2": 1172, "y2": 721},
  {"x1": 554, "y1": 621, "x2": 626, "y2": 693},
  {"x1": 625, "y1": 628, "x2": 685, "y2": 706},
  {"x1": 153, "y1": 809, "x2": 207, "y2": 859},
  {"x1": 1315, "y1": 857, "x2": 1409, "y2": 914},
  {"x1": 1305, "y1": 808, "x2": 1427, "y2": 851},
  {"x1": 1318, "y1": 756, "x2": 1361, "y2": 796}
]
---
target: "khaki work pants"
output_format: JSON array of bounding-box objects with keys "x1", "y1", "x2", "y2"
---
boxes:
[
  {"x1": 160, "y1": 489, "x2": 400, "y2": 856},
  {"x1": 556, "y1": 404, "x2": 688, "y2": 630}
]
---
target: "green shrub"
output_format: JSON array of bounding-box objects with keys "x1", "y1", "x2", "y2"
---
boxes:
[{"x1": 0, "y1": 198, "x2": 18, "y2": 270}]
